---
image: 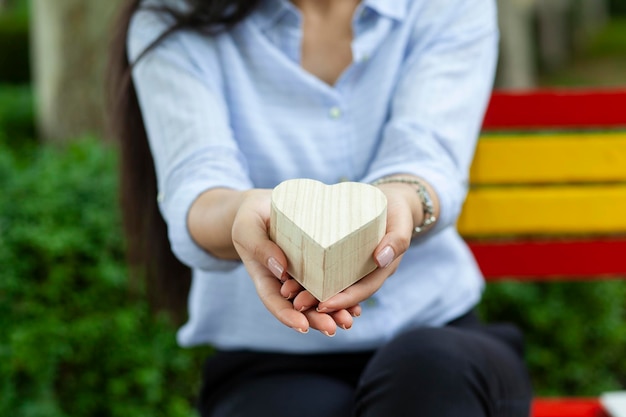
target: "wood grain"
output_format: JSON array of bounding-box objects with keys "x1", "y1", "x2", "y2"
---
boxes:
[{"x1": 270, "y1": 179, "x2": 387, "y2": 302}]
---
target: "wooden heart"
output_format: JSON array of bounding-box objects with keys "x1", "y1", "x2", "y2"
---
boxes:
[{"x1": 269, "y1": 179, "x2": 387, "y2": 301}]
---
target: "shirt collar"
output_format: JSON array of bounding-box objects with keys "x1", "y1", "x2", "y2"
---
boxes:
[
  {"x1": 251, "y1": 0, "x2": 298, "y2": 32},
  {"x1": 361, "y1": 0, "x2": 410, "y2": 22},
  {"x1": 251, "y1": 0, "x2": 411, "y2": 30}
]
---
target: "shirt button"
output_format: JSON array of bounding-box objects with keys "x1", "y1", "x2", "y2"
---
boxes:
[{"x1": 329, "y1": 106, "x2": 342, "y2": 119}]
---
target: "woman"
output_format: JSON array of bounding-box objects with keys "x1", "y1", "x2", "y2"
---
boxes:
[{"x1": 107, "y1": 0, "x2": 533, "y2": 415}]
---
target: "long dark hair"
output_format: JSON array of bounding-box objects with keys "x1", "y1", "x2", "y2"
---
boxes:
[{"x1": 105, "y1": 0, "x2": 260, "y2": 323}]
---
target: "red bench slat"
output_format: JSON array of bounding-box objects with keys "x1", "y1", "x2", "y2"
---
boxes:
[
  {"x1": 533, "y1": 398, "x2": 609, "y2": 417},
  {"x1": 483, "y1": 89, "x2": 626, "y2": 130},
  {"x1": 469, "y1": 238, "x2": 626, "y2": 280}
]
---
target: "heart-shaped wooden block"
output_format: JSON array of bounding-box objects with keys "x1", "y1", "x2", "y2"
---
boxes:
[{"x1": 270, "y1": 179, "x2": 387, "y2": 302}]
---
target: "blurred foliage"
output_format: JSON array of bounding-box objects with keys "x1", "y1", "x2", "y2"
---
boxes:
[
  {"x1": 610, "y1": 0, "x2": 626, "y2": 15},
  {"x1": 0, "y1": 6, "x2": 30, "y2": 84},
  {"x1": 0, "y1": 84, "x2": 35, "y2": 146},
  {"x1": 585, "y1": 17, "x2": 626, "y2": 58},
  {"x1": 0, "y1": 132, "x2": 210, "y2": 416},
  {"x1": 480, "y1": 280, "x2": 626, "y2": 395},
  {"x1": 539, "y1": 17, "x2": 626, "y2": 87}
]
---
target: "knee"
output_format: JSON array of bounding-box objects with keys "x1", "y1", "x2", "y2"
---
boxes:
[
  {"x1": 363, "y1": 327, "x2": 475, "y2": 385},
  {"x1": 355, "y1": 327, "x2": 532, "y2": 417},
  {"x1": 354, "y1": 328, "x2": 486, "y2": 416}
]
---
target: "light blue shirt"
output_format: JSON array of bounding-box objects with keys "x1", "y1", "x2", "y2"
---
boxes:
[{"x1": 129, "y1": 0, "x2": 499, "y2": 352}]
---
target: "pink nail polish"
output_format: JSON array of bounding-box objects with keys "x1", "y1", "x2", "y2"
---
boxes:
[
  {"x1": 375, "y1": 246, "x2": 395, "y2": 268},
  {"x1": 268, "y1": 257, "x2": 285, "y2": 280}
]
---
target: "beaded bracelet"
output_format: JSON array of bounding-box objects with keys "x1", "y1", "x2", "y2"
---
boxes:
[{"x1": 371, "y1": 177, "x2": 437, "y2": 237}]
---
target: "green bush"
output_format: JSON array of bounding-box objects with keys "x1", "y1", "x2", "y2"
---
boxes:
[
  {"x1": 585, "y1": 17, "x2": 626, "y2": 58},
  {"x1": 480, "y1": 280, "x2": 626, "y2": 395},
  {"x1": 0, "y1": 139, "x2": 209, "y2": 417},
  {"x1": 0, "y1": 84, "x2": 36, "y2": 146}
]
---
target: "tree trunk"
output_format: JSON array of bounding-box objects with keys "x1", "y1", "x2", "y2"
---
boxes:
[
  {"x1": 496, "y1": 0, "x2": 538, "y2": 89},
  {"x1": 536, "y1": 0, "x2": 573, "y2": 73},
  {"x1": 31, "y1": 0, "x2": 123, "y2": 142}
]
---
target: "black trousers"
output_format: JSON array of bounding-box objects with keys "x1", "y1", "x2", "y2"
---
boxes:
[{"x1": 198, "y1": 311, "x2": 533, "y2": 417}]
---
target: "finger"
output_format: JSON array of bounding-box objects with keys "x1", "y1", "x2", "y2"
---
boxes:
[
  {"x1": 234, "y1": 228, "x2": 288, "y2": 281},
  {"x1": 331, "y1": 309, "x2": 354, "y2": 330},
  {"x1": 319, "y1": 257, "x2": 401, "y2": 312},
  {"x1": 245, "y1": 259, "x2": 310, "y2": 333},
  {"x1": 373, "y1": 225, "x2": 410, "y2": 269},
  {"x1": 280, "y1": 277, "x2": 304, "y2": 299},
  {"x1": 231, "y1": 194, "x2": 289, "y2": 282},
  {"x1": 347, "y1": 304, "x2": 362, "y2": 318},
  {"x1": 373, "y1": 189, "x2": 414, "y2": 268},
  {"x1": 292, "y1": 290, "x2": 319, "y2": 312},
  {"x1": 303, "y1": 309, "x2": 338, "y2": 337}
]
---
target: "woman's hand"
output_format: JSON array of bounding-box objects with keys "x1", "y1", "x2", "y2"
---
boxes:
[
  {"x1": 290, "y1": 181, "x2": 420, "y2": 314},
  {"x1": 231, "y1": 189, "x2": 357, "y2": 336}
]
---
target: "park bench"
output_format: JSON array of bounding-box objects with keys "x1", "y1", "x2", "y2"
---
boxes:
[{"x1": 458, "y1": 88, "x2": 626, "y2": 417}]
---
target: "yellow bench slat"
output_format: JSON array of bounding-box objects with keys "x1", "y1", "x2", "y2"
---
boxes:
[
  {"x1": 471, "y1": 132, "x2": 626, "y2": 185},
  {"x1": 458, "y1": 184, "x2": 626, "y2": 236}
]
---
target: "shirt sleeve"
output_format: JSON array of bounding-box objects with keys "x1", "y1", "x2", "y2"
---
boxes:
[
  {"x1": 128, "y1": 9, "x2": 252, "y2": 271},
  {"x1": 360, "y1": 0, "x2": 499, "y2": 236}
]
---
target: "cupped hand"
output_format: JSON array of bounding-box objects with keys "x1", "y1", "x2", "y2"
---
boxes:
[
  {"x1": 231, "y1": 189, "x2": 358, "y2": 336},
  {"x1": 313, "y1": 182, "x2": 417, "y2": 314}
]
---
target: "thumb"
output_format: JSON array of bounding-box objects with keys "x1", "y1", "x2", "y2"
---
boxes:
[
  {"x1": 232, "y1": 202, "x2": 289, "y2": 282},
  {"x1": 373, "y1": 204, "x2": 412, "y2": 269}
]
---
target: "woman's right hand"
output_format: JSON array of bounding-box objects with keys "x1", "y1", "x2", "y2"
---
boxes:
[{"x1": 231, "y1": 189, "x2": 357, "y2": 337}]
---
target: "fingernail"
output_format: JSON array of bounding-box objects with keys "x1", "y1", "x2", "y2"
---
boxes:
[
  {"x1": 298, "y1": 305, "x2": 309, "y2": 312},
  {"x1": 294, "y1": 327, "x2": 308, "y2": 334},
  {"x1": 268, "y1": 257, "x2": 285, "y2": 281},
  {"x1": 351, "y1": 311, "x2": 361, "y2": 318},
  {"x1": 285, "y1": 292, "x2": 294, "y2": 300},
  {"x1": 322, "y1": 331, "x2": 336, "y2": 338},
  {"x1": 316, "y1": 306, "x2": 330, "y2": 313},
  {"x1": 375, "y1": 246, "x2": 395, "y2": 268},
  {"x1": 341, "y1": 324, "x2": 351, "y2": 331}
]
